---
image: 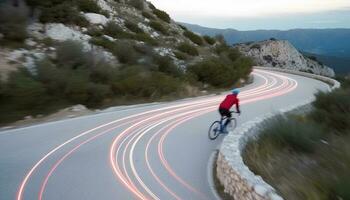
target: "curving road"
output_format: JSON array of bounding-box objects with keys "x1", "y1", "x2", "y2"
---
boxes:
[{"x1": 0, "y1": 69, "x2": 329, "y2": 200}]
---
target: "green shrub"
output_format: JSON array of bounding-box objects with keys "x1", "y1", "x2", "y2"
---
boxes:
[
  {"x1": 174, "y1": 51, "x2": 188, "y2": 60},
  {"x1": 134, "y1": 33, "x2": 158, "y2": 46},
  {"x1": 259, "y1": 116, "x2": 324, "y2": 153},
  {"x1": 104, "y1": 21, "x2": 134, "y2": 39},
  {"x1": 227, "y1": 48, "x2": 241, "y2": 61},
  {"x1": 113, "y1": 66, "x2": 182, "y2": 98},
  {"x1": 125, "y1": 21, "x2": 144, "y2": 33},
  {"x1": 203, "y1": 35, "x2": 216, "y2": 45},
  {"x1": 56, "y1": 41, "x2": 88, "y2": 69},
  {"x1": 142, "y1": 11, "x2": 155, "y2": 19},
  {"x1": 87, "y1": 27, "x2": 104, "y2": 37},
  {"x1": 89, "y1": 63, "x2": 118, "y2": 84},
  {"x1": 149, "y1": 21, "x2": 168, "y2": 35},
  {"x1": 39, "y1": 2, "x2": 89, "y2": 26},
  {"x1": 90, "y1": 37, "x2": 113, "y2": 49},
  {"x1": 0, "y1": 5, "x2": 28, "y2": 42},
  {"x1": 148, "y1": 2, "x2": 156, "y2": 10},
  {"x1": 153, "y1": 56, "x2": 183, "y2": 78},
  {"x1": 333, "y1": 175, "x2": 350, "y2": 200},
  {"x1": 36, "y1": 58, "x2": 67, "y2": 95},
  {"x1": 215, "y1": 43, "x2": 230, "y2": 54},
  {"x1": 178, "y1": 24, "x2": 188, "y2": 31},
  {"x1": 4, "y1": 69, "x2": 48, "y2": 109},
  {"x1": 128, "y1": 0, "x2": 144, "y2": 10},
  {"x1": 111, "y1": 41, "x2": 138, "y2": 64},
  {"x1": 183, "y1": 30, "x2": 203, "y2": 45},
  {"x1": 86, "y1": 83, "x2": 111, "y2": 105},
  {"x1": 76, "y1": 0, "x2": 101, "y2": 13},
  {"x1": 177, "y1": 43, "x2": 198, "y2": 56},
  {"x1": 310, "y1": 89, "x2": 350, "y2": 131},
  {"x1": 153, "y1": 9, "x2": 170, "y2": 23},
  {"x1": 64, "y1": 74, "x2": 89, "y2": 103}
]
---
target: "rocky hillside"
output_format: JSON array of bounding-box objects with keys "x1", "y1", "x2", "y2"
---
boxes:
[
  {"x1": 235, "y1": 39, "x2": 335, "y2": 77},
  {"x1": 0, "y1": 0, "x2": 254, "y2": 124},
  {"x1": 0, "y1": 0, "x2": 216, "y2": 73}
]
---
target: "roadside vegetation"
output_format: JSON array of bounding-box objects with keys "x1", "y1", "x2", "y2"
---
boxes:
[
  {"x1": 0, "y1": 39, "x2": 254, "y2": 125},
  {"x1": 243, "y1": 77, "x2": 350, "y2": 200}
]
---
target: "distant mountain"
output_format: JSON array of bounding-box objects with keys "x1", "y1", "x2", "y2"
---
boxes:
[{"x1": 181, "y1": 23, "x2": 350, "y2": 59}]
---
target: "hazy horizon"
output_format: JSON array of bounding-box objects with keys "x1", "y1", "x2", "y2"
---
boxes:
[{"x1": 149, "y1": 0, "x2": 350, "y2": 31}]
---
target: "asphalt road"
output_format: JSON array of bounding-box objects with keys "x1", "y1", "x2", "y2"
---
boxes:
[{"x1": 0, "y1": 69, "x2": 329, "y2": 200}]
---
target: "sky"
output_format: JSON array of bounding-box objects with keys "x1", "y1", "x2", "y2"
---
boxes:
[{"x1": 148, "y1": 0, "x2": 350, "y2": 30}]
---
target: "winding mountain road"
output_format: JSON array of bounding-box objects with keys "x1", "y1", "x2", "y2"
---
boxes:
[{"x1": 0, "y1": 69, "x2": 329, "y2": 200}]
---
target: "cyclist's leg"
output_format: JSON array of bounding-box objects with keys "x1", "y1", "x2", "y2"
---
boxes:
[{"x1": 223, "y1": 110, "x2": 232, "y2": 127}]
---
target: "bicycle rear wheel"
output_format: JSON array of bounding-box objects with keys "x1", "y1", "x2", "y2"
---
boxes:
[
  {"x1": 226, "y1": 118, "x2": 237, "y2": 133},
  {"x1": 208, "y1": 121, "x2": 221, "y2": 140}
]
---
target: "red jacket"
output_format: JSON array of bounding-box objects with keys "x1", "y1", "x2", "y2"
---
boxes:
[{"x1": 219, "y1": 94, "x2": 240, "y2": 110}]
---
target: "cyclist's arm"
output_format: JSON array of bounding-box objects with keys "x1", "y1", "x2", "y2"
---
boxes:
[{"x1": 236, "y1": 99, "x2": 241, "y2": 114}]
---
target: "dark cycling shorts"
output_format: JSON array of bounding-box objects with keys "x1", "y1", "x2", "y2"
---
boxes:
[{"x1": 219, "y1": 108, "x2": 231, "y2": 118}]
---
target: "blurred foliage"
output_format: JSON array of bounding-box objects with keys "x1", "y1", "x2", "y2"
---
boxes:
[
  {"x1": 128, "y1": 0, "x2": 144, "y2": 10},
  {"x1": 0, "y1": 5, "x2": 28, "y2": 43},
  {"x1": 152, "y1": 9, "x2": 170, "y2": 23},
  {"x1": 177, "y1": 43, "x2": 198, "y2": 56},
  {"x1": 149, "y1": 21, "x2": 168, "y2": 35},
  {"x1": 244, "y1": 80, "x2": 350, "y2": 199},
  {"x1": 125, "y1": 20, "x2": 144, "y2": 34},
  {"x1": 203, "y1": 35, "x2": 216, "y2": 45},
  {"x1": 183, "y1": 30, "x2": 203, "y2": 46}
]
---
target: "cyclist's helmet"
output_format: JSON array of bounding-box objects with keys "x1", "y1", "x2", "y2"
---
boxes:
[{"x1": 232, "y1": 88, "x2": 240, "y2": 95}]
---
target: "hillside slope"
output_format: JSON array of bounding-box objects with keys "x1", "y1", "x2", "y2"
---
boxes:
[{"x1": 0, "y1": 0, "x2": 253, "y2": 124}]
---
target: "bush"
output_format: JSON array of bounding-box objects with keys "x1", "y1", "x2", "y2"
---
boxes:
[
  {"x1": 128, "y1": 0, "x2": 144, "y2": 10},
  {"x1": 86, "y1": 83, "x2": 111, "y2": 105},
  {"x1": 227, "y1": 48, "x2": 241, "y2": 62},
  {"x1": 153, "y1": 56, "x2": 183, "y2": 78},
  {"x1": 177, "y1": 43, "x2": 198, "y2": 56},
  {"x1": 104, "y1": 21, "x2": 134, "y2": 39},
  {"x1": 90, "y1": 37, "x2": 113, "y2": 49},
  {"x1": 39, "y1": 2, "x2": 89, "y2": 26},
  {"x1": 149, "y1": 21, "x2": 168, "y2": 35},
  {"x1": 4, "y1": 69, "x2": 48, "y2": 109},
  {"x1": 56, "y1": 41, "x2": 88, "y2": 69},
  {"x1": 0, "y1": 5, "x2": 28, "y2": 42},
  {"x1": 36, "y1": 58, "x2": 67, "y2": 95},
  {"x1": 203, "y1": 35, "x2": 216, "y2": 45},
  {"x1": 259, "y1": 116, "x2": 324, "y2": 153},
  {"x1": 178, "y1": 24, "x2": 188, "y2": 31},
  {"x1": 174, "y1": 51, "x2": 188, "y2": 60},
  {"x1": 111, "y1": 41, "x2": 138, "y2": 64},
  {"x1": 148, "y1": 2, "x2": 156, "y2": 10},
  {"x1": 87, "y1": 27, "x2": 104, "y2": 37},
  {"x1": 188, "y1": 58, "x2": 233, "y2": 87},
  {"x1": 153, "y1": 9, "x2": 170, "y2": 23},
  {"x1": 64, "y1": 74, "x2": 89, "y2": 103},
  {"x1": 310, "y1": 89, "x2": 350, "y2": 131},
  {"x1": 113, "y1": 66, "x2": 182, "y2": 98},
  {"x1": 76, "y1": 0, "x2": 101, "y2": 13},
  {"x1": 134, "y1": 33, "x2": 158, "y2": 46},
  {"x1": 142, "y1": 11, "x2": 155, "y2": 20},
  {"x1": 125, "y1": 21, "x2": 144, "y2": 33},
  {"x1": 183, "y1": 30, "x2": 203, "y2": 45}
]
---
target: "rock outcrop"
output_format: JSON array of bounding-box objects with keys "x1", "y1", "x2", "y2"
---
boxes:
[{"x1": 236, "y1": 39, "x2": 335, "y2": 77}]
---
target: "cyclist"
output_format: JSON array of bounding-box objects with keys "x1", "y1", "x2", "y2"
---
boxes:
[{"x1": 218, "y1": 89, "x2": 241, "y2": 133}]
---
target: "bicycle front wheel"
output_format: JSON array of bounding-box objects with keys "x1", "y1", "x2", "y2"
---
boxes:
[{"x1": 208, "y1": 121, "x2": 221, "y2": 140}]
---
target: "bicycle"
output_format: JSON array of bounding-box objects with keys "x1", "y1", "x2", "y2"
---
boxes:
[{"x1": 208, "y1": 111, "x2": 239, "y2": 140}]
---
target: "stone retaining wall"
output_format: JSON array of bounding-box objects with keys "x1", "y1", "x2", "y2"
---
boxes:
[{"x1": 216, "y1": 67, "x2": 340, "y2": 200}]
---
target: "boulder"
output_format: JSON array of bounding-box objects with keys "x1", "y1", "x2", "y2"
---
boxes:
[{"x1": 84, "y1": 13, "x2": 109, "y2": 25}]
